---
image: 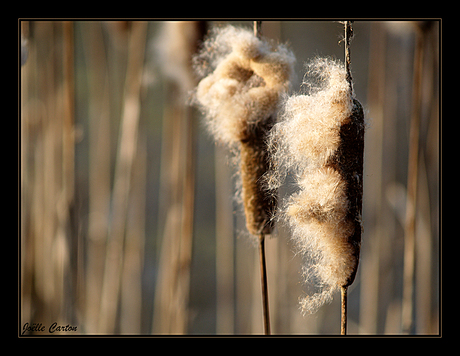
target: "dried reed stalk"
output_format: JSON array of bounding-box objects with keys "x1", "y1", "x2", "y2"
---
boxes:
[
  {"x1": 83, "y1": 21, "x2": 111, "y2": 333},
  {"x1": 359, "y1": 21, "x2": 385, "y2": 334},
  {"x1": 402, "y1": 22, "x2": 427, "y2": 334},
  {"x1": 98, "y1": 21, "x2": 147, "y2": 333},
  {"x1": 215, "y1": 144, "x2": 235, "y2": 333},
  {"x1": 152, "y1": 21, "x2": 206, "y2": 334},
  {"x1": 120, "y1": 134, "x2": 146, "y2": 333},
  {"x1": 22, "y1": 21, "x2": 76, "y2": 330},
  {"x1": 62, "y1": 21, "x2": 75, "y2": 205},
  {"x1": 414, "y1": 22, "x2": 437, "y2": 334}
]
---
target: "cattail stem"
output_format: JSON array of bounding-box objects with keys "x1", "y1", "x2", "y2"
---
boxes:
[
  {"x1": 259, "y1": 233, "x2": 271, "y2": 335},
  {"x1": 339, "y1": 20, "x2": 356, "y2": 336},
  {"x1": 254, "y1": 20, "x2": 262, "y2": 38},
  {"x1": 341, "y1": 286, "x2": 348, "y2": 335},
  {"x1": 344, "y1": 21, "x2": 354, "y2": 90}
]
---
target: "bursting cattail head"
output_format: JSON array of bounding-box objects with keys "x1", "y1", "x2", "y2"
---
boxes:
[
  {"x1": 193, "y1": 25, "x2": 295, "y2": 235},
  {"x1": 193, "y1": 25, "x2": 295, "y2": 147},
  {"x1": 268, "y1": 57, "x2": 364, "y2": 314}
]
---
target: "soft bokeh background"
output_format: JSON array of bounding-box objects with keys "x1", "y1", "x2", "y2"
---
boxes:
[{"x1": 20, "y1": 20, "x2": 440, "y2": 335}]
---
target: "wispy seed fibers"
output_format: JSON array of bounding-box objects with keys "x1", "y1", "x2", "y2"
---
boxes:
[{"x1": 268, "y1": 57, "x2": 364, "y2": 314}]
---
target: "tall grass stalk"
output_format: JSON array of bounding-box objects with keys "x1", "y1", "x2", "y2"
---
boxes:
[
  {"x1": 359, "y1": 21, "x2": 385, "y2": 334},
  {"x1": 402, "y1": 22, "x2": 429, "y2": 334},
  {"x1": 83, "y1": 21, "x2": 111, "y2": 333},
  {"x1": 215, "y1": 144, "x2": 235, "y2": 333},
  {"x1": 21, "y1": 20, "x2": 76, "y2": 330},
  {"x1": 98, "y1": 21, "x2": 148, "y2": 333},
  {"x1": 152, "y1": 21, "x2": 206, "y2": 333}
]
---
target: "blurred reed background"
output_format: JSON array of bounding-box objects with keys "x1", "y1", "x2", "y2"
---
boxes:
[{"x1": 20, "y1": 19, "x2": 440, "y2": 335}]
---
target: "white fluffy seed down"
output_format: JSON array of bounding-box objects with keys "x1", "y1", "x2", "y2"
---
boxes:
[
  {"x1": 268, "y1": 57, "x2": 363, "y2": 314},
  {"x1": 193, "y1": 25, "x2": 295, "y2": 146}
]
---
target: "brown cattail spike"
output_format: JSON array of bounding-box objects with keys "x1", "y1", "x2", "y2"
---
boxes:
[
  {"x1": 327, "y1": 98, "x2": 365, "y2": 287},
  {"x1": 240, "y1": 118, "x2": 277, "y2": 235}
]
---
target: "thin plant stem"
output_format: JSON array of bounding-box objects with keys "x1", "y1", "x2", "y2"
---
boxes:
[
  {"x1": 341, "y1": 286, "x2": 348, "y2": 335},
  {"x1": 340, "y1": 20, "x2": 353, "y2": 336},
  {"x1": 344, "y1": 20, "x2": 354, "y2": 93},
  {"x1": 98, "y1": 22, "x2": 147, "y2": 333},
  {"x1": 259, "y1": 232, "x2": 271, "y2": 335},
  {"x1": 402, "y1": 23, "x2": 425, "y2": 334}
]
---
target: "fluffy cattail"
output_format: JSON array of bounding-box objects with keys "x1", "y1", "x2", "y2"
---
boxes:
[
  {"x1": 193, "y1": 25, "x2": 295, "y2": 235},
  {"x1": 268, "y1": 57, "x2": 364, "y2": 314}
]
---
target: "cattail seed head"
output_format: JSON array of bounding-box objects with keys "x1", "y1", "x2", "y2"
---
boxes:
[
  {"x1": 268, "y1": 57, "x2": 364, "y2": 314},
  {"x1": 193, "y1": 25, "x2": 295, "y2": 146},
  {"x1": 193, "y1": 25, "x2": 295, "y2": 236}
]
